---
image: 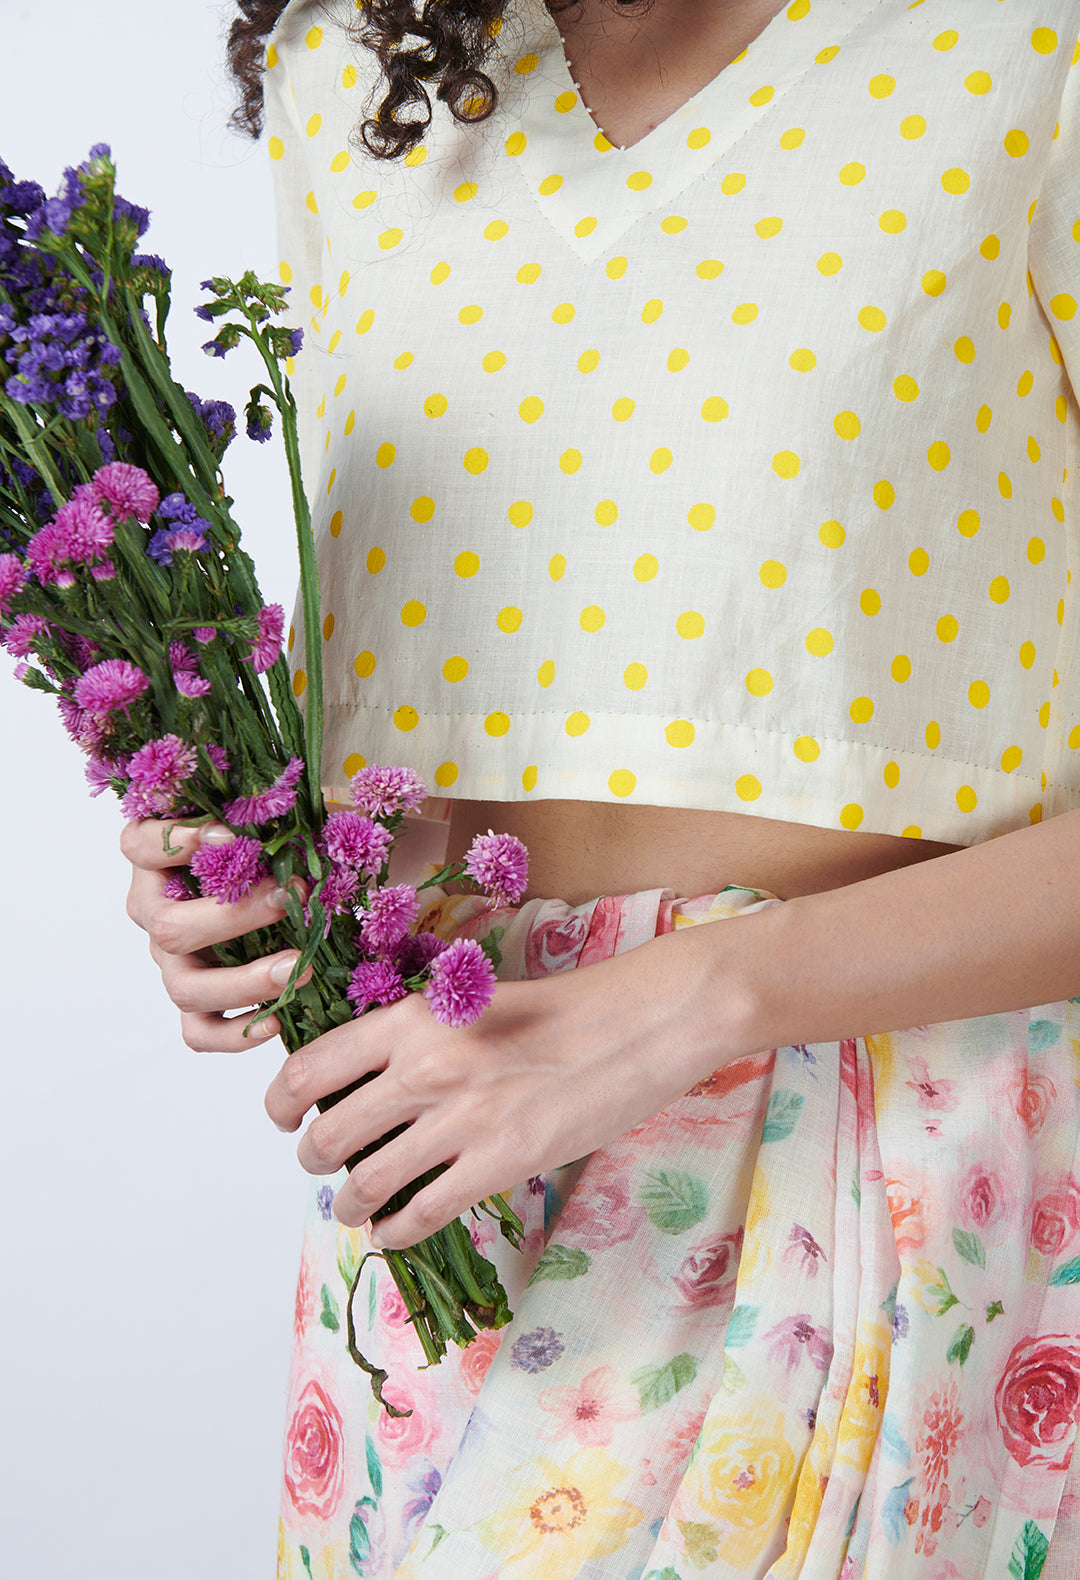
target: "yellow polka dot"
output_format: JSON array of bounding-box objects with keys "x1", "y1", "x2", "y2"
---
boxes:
[
  {"x1": 268, "y1": 136, "x2": 284, "y2": 161},
  {"x1": 482, "y1": 350, "x2": 506, "y2": 373},
  {"x1": 1027, "y1": 434, "x2": 1042, "y2": 464},
  {"x1": 1019, "y1": 640, "x2": 1037, "y2": 670},
  {"x1": 953, "y1": 336, "x2": 976, "y2": 365},
  {"x1": 659, "y1": 718, "x2": 694, "y2": 751},
  {"x1": 484, "y1": 220, "x2": 510, "y2": 242},
  {"x1": 735, "y1": 774, "x2": 762, "y2": 801},
  {"x1": 442, "y1": 656, "x2": 469, "y2": 684},
  {"x1": 574, "y1": 216, "x2": 598, "y2": 238},
  {"x1": 1004, "y1": 129, "x2": 1030, "y2": 159},
  {"x1": 927, "y1": 440, "x2": 951, "y2": 472},
  {"x1": 732, "y1": 303, "x2": 759, "y2": 325},
  {"x1": 925, "y1": 720, "x2": 941, "y2": 749},
  {"x1": 505, "y1": 131, "x2": 527, "y2": 158},
  {"x1": 1039, "y1": 700, "x2": 1052, "y2": 729},
  {"x1": 609, "y1": 769, "x2": 637, "y2": 798},
  {"x1": 922, "y1": 270, "x2": 947, "y2": 298},
  {"x1": 391, "y1": 705, "x2": 418, "y2": 732},
  {"x1": 452, "y1": 551, "x2": 479, "y2": 579},
  {"x1": 834, "y1": 410, "x2": 861, "y2": 440},
  {"x1": 839, "y1": 162, "x2": 866, "y2": 186},
  {"x1": 849, "y1": 696, "x2": 874, "y2": 723},
  {"x1": 496, "y1": 606, "x2": 522, "y2": 634},
  {"x1": 579, "y1": 605, "x2": 606, "y2": 633},
  {"x1": 353, "y1": 190, "x2": 377, "y2": 210},
  {"x1": 687, "y1": 127, "x2": 712, "y2": 150},
  {"x1": 633, "y1": 555, "x2": 659, "y2": 583},
  {"x1": 817, "y1": 252, "x2": 843, "y2": 276},
  {"x1": 956, "y1": 785, "x2": 977, "y2": 814},
  {"x1": 780, "y1": 127, "x2": 806, "y2": 150},
  {"x1": 553, "y1": 89, "x2": 578, "y2": 113},
  {"x1": 626, "y1": 170, "x2": 653, "y2": 192},
  {"x1": 936, "y1": 614, "x2": 959, "y2": 643},
  {"x1": 305, "y1": 191, "x2": 319, "y2": 215},
  {"x1": 696, "y1": 258, "x2": 725, "y2": 280},
  {"x1": 513, "y1": 395, "x2": 543, "y2": 426},
  {"x1": 400, "y1": 600, "x2": 427, "y2": 628},
  {"x1": 594, "y1": 499, "x2": 618, "y2": 527},
  {"x1": 793, "y1": 736, "x2": 820, "y2": 762},
  {"x1": 549, "y1": 554, "x2": 566, "y2": 581},
  {"x1": 874, "y1": 479, "x2": 897, "y2": 511},
  {"x1": 366, "y1": 546, "x2": 386, "y2": 575},
  {"x1": 650, "y1": 448, "x2": 673, "y2": 474},
  {"x1": 434, "y1": 761, "x2": 459, "y2": 789},
  {"x1": 516, "y1": 263, "x2": 542, "y2": 286},
  {"x1": 551, "y1": 302, "x2": 576, "y2": 324},
  {"x1": 941, "y1": 168, "x2": 971, "y2": 195},
  {"x1": 463, "y1": 447, "x2": 489, "y2": 475},
  {"x1": 805, "y1": 627, "x2": 834, "y2": 656},
  {"x1": 749, "y1": 85, "x2": 775, "y2": 108},
  {"x1": 789, "y1": 348, "x2": 817, "y2": 372},
  {"x1": 278, "y1": 260, "x2": 293, "y2": 284},
  {"x1": 999, "y1": 745, "x2": 1023, "y2": 775},
  {"x1": 868, "y1": 73, "x2": 895, "y2": 98},
  {"x1": 900, "y1": 115, "x2": 927, "y2": 140},
  {"x1": 1057, "y1": 395, "x2": 1069, "y2": 423},
  {"x1": 987, "y1": 575, "x2": 1010, "y2": 604},
  {"x1": 484, "y1": 712, "x2": 510, "y2": 737},
  {"x1": 1052, "y1": 497, "x2": 1065, "y2": 523},
  {"x1": 577, "y1": 349, "x2": 601, "y2": 375},
  {"x1": 746, "y1": 667, "x2": 774, "y2": 696},
  {"x1": 998, "y1": 471, "x2": 1013, "y2": 499},
  {"x1": 891, "y1": 654, "x2": 912, "y2": 682},
  {"x1": 817, "y1": 45, "x2": 840, "y2": 64},
  {"x1": 288, "y1": 668, "x2": 308, "y2": 698},
  {"x1": 306, "y1": 112, "x2": 322, "y2": 138},
  {"x1": 1050, "y1": 293, "x2": 1078, "y2": 322},
  {"x1": 661, "y1": 215, "x2": 688, "y2": 234},
  {"x1": 772, "y1": 450, "x2": 801, "y2": 478},
  {"x1": 974, "y1": 403, "x2": 994, "y2": 434},
  {"x1": 701, "y1": 396, "x2": 730, "y2": 423},
  {"x1": 859, "y1": 588, "x2": 882, "y2": 616},
  {"x1": 755, "y1": 216, "x2": 783, "y2": 240},
  {"x1": 820, "y1": 518, "x2": 846, "y2": 546},
  {"x1": 903, "y1": 548, "x2": 928, "y2": 579},
  {"x1": 330, "y1": 150, "x2": 350, "y2": 174},
  {"x1": 515, "y1": 52, "x2": 538, "y2": 73},
  {"x1": 677, "y1": 611, "x2": 705, "y2": 640},
  {"x1": 355, "y1": 309, "x2": 375, "y2": 336},
  {"x1": 892, "y1": 375, "x2": 919, "y2": 403},
  {"x1": 353, "y1": 650, "x2": 376, "y2": 680},
  {"x1": 720, "y1": 173, "x2": 747, "y2": 195},
  {"x1": 879, "y1": 209, "x2": 907, "y2": 234},
  {"x1": 537, "y1": 659, "x2": 555, "y2": 687},
  {"x1": 668, "y1": 348, "x2": 691, "y2": 371},
  {"x1": 266, "y1": 43, "x2": 279, "y2": 69},
  {"x1": 305, "y1": 24, "x2": 323, "y2": 49},
  {"x1": 965, "y1": 70, "x2": 993, "y2": 97},
  {"x1": 932, "y1": 28, "x2": 958, "y2": 51},
  {"x1": 641, "y1": 298, "x2": 663, "y2": 324},
  {"x1": 858, "y1": 305, "x2": 887, "y2": 332},
  {"x1": 329, "y1": 510, "x2": 344, "y2": 540},
  {"x1": 623, "y1": 662, "x2": 648, "y2": 690},
  {"x1": 458, "y1": 304, "x2": 483, "y2": 326},
  {"x1": 1070, "y1": 728, "x2": 1080, "y2": 751},
  {"x1": 409, "y1": 496, "x2": 436, "y2": 525},
  {"x1": 968, "y1": 680, "x2": 991, "y2": 710},
  {"x1": 538, "y1": 174, "x2": 564, "y2": 196},
  {"x1": 559, "y1": 448, "x2": 583, "y2": 475},
  {"x1": 1026, "y1": 536, "x2": 1046, "y2": 565},
  {"x1": 883, "y1": 761, "x2": 901, "y2": 789},
  {"x1": 611, "y1": 396, "x2": 636, "y2": 423},
  {"x1": 565, "y1": 711, "x2": 590, "y2": 737},
  {"x1": 327, "y1": 469, "x2": 337, "y2": 495},
  {"x1": 605, "y1": 257, "x2": 629, "y2": 282},
  {"x1": 759, "y1": 560, "x2": 787, "y2": 589},
  {"x1": 332, "y1": 373, "x2": 348, "y2": 398},
  {"x1": 378, "y1": 228, "x2": 403, "y2": 250},
  {"x1": 840, "y1": 802, "x2": 864, "y2": 830},
  {"x1": 1032, "y1": 27, "x2": 1058, "y2": 54},
  {"x1": 322, "y1": 612, "x2": 335, "y2": 642},
  {"x1": 688, "y1": 503, "x2": 716, "y2": 532}
]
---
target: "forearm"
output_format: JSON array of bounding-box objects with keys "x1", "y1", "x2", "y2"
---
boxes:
[{"x1": 664, "y1": 807, "x2": 1080, "y2": 1077}]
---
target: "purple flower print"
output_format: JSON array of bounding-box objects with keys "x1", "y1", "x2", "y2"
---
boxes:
[
  {"x1": 316, "y1": 1186, "x2": 335, "y2": 1222},
  {"x1": 784, "y1": 1223, "x2": 828, "y2": 1277},
  {"x1": 765, "y1": 1313, "x2": 833, "y2": 1373},
  {"x1": 510, "y1": 1326, "x2": 565, "y2": 1374}
]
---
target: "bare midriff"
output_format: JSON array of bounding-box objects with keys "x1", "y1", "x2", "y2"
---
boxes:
[{"x1": 444, "y1": 800, "x2": 965, "y2": 905}]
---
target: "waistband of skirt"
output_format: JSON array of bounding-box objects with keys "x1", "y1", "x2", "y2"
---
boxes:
[{"x1": 415, "y1": 868, "x2": 784, "y2": 980}]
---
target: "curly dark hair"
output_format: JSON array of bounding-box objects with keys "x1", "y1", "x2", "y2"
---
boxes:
[{"x1": 227, "y1": 1, "x2": 651, "y2": 160}]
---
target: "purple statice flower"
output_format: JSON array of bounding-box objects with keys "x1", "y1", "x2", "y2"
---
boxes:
[
  {"x1": 123, "y1": 734, "x2": 198, "y2": 817},
  {"x1": 168, "y1": 640, "x2": 211, "y2": 699},
  {"x1": 2, "y1": 293, "x2": 121, "y2": 420},
  {"x1": 147, "y1": 523, "x2": 209, "y2": 567},
  {"x1": 509, "y1": 1326, "x2": 565, "y2": 1374},
  {"x1": 90, "y1": 462, "x2": 159, "y2": 523},
  {"x1": 131, "y1": 252, "x2": 169, "y2": 281},
  {"x1": 1, "y1": 611, "x2": 49, "y2": 657},
  {"x1": 244, "y1": 603, "x2": 284, "y2": 673},
  {"x1": 189, "y1": 835, "x2": 268, "y2": 904},
  {"x1": 161, "y1": 873, "x2": 194, "y2": 902},
  {"x1": 308, "y1": 864, "x2": 361, "y2": 934},
  {"x1": 1, "y1": 176, "x2": 46, "y2": 216},
  {"x1": 203, "y1": 742, "x2": 231, "y2": 774},
  {"x1": 57, "y1": 694, "x2": 109, "y2": 753},
  {"x1": 0, "y1": 552, "x2": 26, "y2": 613},
  {"x1": 26, "y1": 494, "x2": 114, "y2": 585},
  {"x1": 246, "y1": 403, "x2": 273, "y2": 443},
  {"x1": 287, "y1": 328, "x2": 304, "y2": 356},
  {"x1": 112, "y1": 194, "x2": 150, "y2": 244},
  {"x1": 193, "y1": 626, "x2": 217, "y2": 644},
  {"x1": 349, "y1": 764, "x2": 428, "y2": 818},
  {"x1": 423, "y1": 937, "x2": 496, "y2": 1028},
  {"x1": 221, "y1": 756, "x2": 304, "y2": 825},
  {"x1": 187, "y1": 390, "x2": 236, "y2": 448},
  {"x1": 358, "y1": 884, "x2": 420, "y2": 955},
  {"x1": 73, "y1": 657, "x2": 149, "y2": 717},
  {"x1": 397, "y1": 930, "x2": 448, "y2": 978},
  {"x1": 158, "y1": 492, "x2": 200, "y2": 523},
  {"x1": 319, "y1": 809, "x2": 392, "y2": 877},
  {"x1": 463, "y1": 829, "x2": 529, "y2": 907},
  {"x1": 347, "y1": 958, "x2": 407, "y2": 1012}
]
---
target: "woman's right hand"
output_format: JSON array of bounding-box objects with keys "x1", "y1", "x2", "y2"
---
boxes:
[{"x1": 121, "y1": 819, "x2": 311, "y2": 1052}]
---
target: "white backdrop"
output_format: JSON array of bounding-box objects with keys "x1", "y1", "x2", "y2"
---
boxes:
[{"x1": 1, "y1": 5, "x2": 313, "y2": 1575}]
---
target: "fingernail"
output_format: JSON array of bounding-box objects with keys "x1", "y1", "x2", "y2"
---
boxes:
[
  {"x1": 253, "y1": 1017, "x2": 278, "y2": 1038},
  {"x1": 269, "y1": 954, "x2": 299, "y2": 986},
  {"x1": 368, "y1": 1226, "x2": 384, "y2": 1249},
  {"x1": 270, "y1": 887, "x2": 291, "y2": 911},
  {"x1": 200, "y1": 824, "x2": 235, "y2": 847}
]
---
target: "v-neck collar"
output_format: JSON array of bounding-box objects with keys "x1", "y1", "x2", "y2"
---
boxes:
[{"x1": 505, "y1": 0, "x2": 885, "y2": 263}]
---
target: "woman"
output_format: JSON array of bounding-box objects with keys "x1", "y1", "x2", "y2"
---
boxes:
[{"x1": 124, "y1": 0, "x2": 1080, "y2": 1573}]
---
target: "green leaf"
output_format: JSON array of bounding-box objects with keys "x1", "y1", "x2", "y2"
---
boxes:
[
  {"x1": 1008, "y1": 1518, "x2": 1050, "y2": 1580},
  {"x1": 644, "y1": 1570, "x2": 684, "y2": 1580},
  {"x1": 761, "y1": 1089, "x2": 805, "y2": 1143},
  {"x1": 527, "y1": 1244, "x2": 591, "y2": 1285},
  {"x1": 952, "y1": 1228, "x2": 986, "y2": 1269},
  {"x1": 986, "y1": 1299, "x2": 1005, "y2": 1322},
  {"x1": 725, "y1": 1305, "x2": 759, "y2": 1348},
  {"x1": 299, "y1": 1547, "x2": 314, "y2": 1580},
  {"x1": 926, "y1": 1266, "x2": 959, "y2": 1317},
  {"x1": 479, "y1": 925, "x2": 505, "y2": 970},
  {"x1": 365, "y1": 1433, "x2": 384, "y2": 1499},
  {"x1": 677, "y1": 1521, "x2": 719, "y2": 1568},
  {"x1": 720, "y1": 1354, "x2": 747, "y2": 1395},
  {"x1": 946, "y1": 1324, "x2": 975, "y2": 1366},
  {"x1": 639, "y1": 1170, "x2": 709, "y2": 1235},
  {"x1": 338, "y1": 1237, "x2": 361, "y2": 1289},
  {"x1": 631, "y1": 1352, "x2": 698, "y2": 1413},
  {"x1": 319, "y1": 1284, "x2": 340, "y2": 1332},
  {"x1": 430, "y1": 1526, "x2": 449, "y2": 1551},
  {"x1": 1049, "y1": 1256, "x2": 1080, "y2": 1286},
  {"x1": 367, "y1": 1265, "x2": 378, "y2": 1327},
  {"x1": 349, "y1": 1508, "x2": 370, "y2": 1576}
]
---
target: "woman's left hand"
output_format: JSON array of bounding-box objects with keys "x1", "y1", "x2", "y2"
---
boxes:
[{"x1": 263, "y1": 930, "x2": 745, "y2": 1248}]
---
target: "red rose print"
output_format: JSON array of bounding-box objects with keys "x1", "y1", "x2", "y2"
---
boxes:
[
  {"x1": 284, "y1": 1378, "x2": 345, "y2": 1520},
  {"x1": 1014, "y1": 1073, "x2": 1058, "y2": 1136},
  {"x1": 524, "y1": 907, "x2": 591, "y2": 977},
  {"x1": 1030, "y1": 1181, "x2": 1080, "y2": 1258},
  {"x1": 958, "y1": 1167, "x2": 1006, "y2": 1231},
  {"x1": 673, "y1": 1228, "x2": 744, "y2": 1310},
  {"x1": 995, "y1": 1335, "x2": 1080, "y2": 1470}
]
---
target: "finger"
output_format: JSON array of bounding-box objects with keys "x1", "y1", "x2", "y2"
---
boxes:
[
  {"x1": 120, "y1": 817, "x2": 235, "y2": 872},
  {"x1": 264, "y1": 1015, "x2": 391, "y2": 1134},
  {"x1": 139, "y1": 874, "x2": 306, "y2": 956},
  {"x1": 152, "y1": 945, "x2": 312, "y2": 1016},
  {"x1": 351, "y1": 1154, "x2": 499, "y2": 1248},
  {"x1": 179, "y1": 1006, "x2": 282, "y2": 1054},
  {"x1": 323, "y1": 1121, "x2": 459, "y2": 1227}
]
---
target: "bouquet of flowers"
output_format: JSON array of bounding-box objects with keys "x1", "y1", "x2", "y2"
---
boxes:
[{"x1": 0, "y1": 146, "x2": 529, "y2": 1413}]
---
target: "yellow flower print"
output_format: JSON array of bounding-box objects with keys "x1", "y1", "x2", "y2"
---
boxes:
[
  {"x1": 307, "y1": 1542, "x2": 352, "y2": 1580},
  {"x1": 772, "y1": 1416, "x2": 836, "y2": 1577},
  {"x1": 478, "y1": 1446, "x2": 644, "y2": 1579},
  {"x1": 684, "y1": 1406, "x2": 796, "y2": 1567},
  {"x1": 865, "y1": 1031, "x2": 896, "y2": 1108},
  {"x1": 736, "y1": 1165, "x2": 773, "y2": 1284},
  {"x1": 836, "y1": 1322, "x2": 891, "y2": 1471},
  {"x1": 276, "y1": 1519, "x2": 292, "y2": 1580}
]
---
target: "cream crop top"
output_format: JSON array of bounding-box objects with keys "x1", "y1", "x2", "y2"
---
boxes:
[{"x1": 266, "y1": 0, "x2": 1080, "y2": 845}]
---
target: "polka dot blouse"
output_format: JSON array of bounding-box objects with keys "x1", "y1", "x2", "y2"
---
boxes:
[{"x1": 266, "y1": 0, "x2": 1080, "y2": 844}]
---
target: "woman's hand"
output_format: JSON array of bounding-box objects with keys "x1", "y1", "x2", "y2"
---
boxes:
[
  {"x1": 263, "y1": 926, "x2": 745, "y2": 1248},
  {"x1": 121, "y1": 818, "x2": 311, "y2": 1051}
]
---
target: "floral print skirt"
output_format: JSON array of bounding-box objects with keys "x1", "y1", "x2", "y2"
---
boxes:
[{"x1": 277, "y1": 881, "x2": 1080, "y2": 1580}]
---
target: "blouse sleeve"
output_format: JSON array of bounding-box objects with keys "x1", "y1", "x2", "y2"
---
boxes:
[{"x1": 1029, "y1": 48, "x2": 1080, "y2": 403}]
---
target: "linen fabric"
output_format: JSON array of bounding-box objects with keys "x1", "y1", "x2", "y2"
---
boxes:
[
  {"x1": 276, "y1": 881, "x2": 1080, "y2": 1578},
  {"x1": 266, "y1": 0, "x2": 1080, "y2": 846}
]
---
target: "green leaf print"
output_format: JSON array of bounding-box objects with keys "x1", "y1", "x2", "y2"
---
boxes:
[
  {"x1": 1028, "y1": 1019, "x2": 1061, "y2": 1051},
  {"x1": 527, "y1": 1244, "x2": 591, "y2": 1285},
  {"x1": 338, "y1": 1236, "x2": 361, "y2": 1289},
  {"x1": 320, "y1": 1283, "x2": 340, "y2": 1332},
  {"x1": 1049, "y1": 1256, "x2": 1080, "y2": 1286},
  {"x1": 1008, "y1": 1519, "x2": 1050, "y2": 1580},
  {"x1": 721, "y1": 1353, "x2": 747, "y2": 1394},
  {"x1": 299, "y1": 1548, "x2": 314, "y2": 1580},
  {"x1": 725, "y1": 1305, "x2": 759, "y2": 1348},
  {"x1": 479, "y1": 925, "x2": 505, "y2": 971},
  {"x1": 761, "y1": 1089, "x2": 805, "y2": 1143},
  {"x1": 640, "y1": 1170, "x2": 709, "y2": 1235},
  {"x1": 986, "y1": 1300, "x2": 1005, "y2": 1322},
  {"x1": 645, "y1": 1570, "x2": 684, "y2": 1580},
  {"x1": 946, "y1": 1324, "x2": 975, "y2": 1365},
  {"x1": 631, "y1": 1352, "x2": 698, "y2": 1413},
  {"x1": 926, "y1": 1266, "x2": 960, "y2": 1316},
  {"x1": 953, "y1": 1229, "x2": 987, "y2": 1269},
  {"x1": 349, "y1": 1507, "x2": 371, "y2": 1575},
  {"x1": 678, "y1": 1521, "x2": 720, "y2": 1568},
  {"x1": 365, "y1": 1433, "x2": 384, "y2": 1499},
  {"x1": 430, "y1": 1526, "x2": 448, "y2": 1551}
]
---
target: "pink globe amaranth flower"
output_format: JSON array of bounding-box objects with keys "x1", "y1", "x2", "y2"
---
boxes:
[
  {"x1": 358, "y1": 883, "x2": 420, "y2": 954},
  {"x1": 90, "y1": 461, "x2": 160, "y2": 523},
  {"x1": 0, "y1": 552, "x2": 27, "y2": 613},
  {"x1": 319, "y1": 809, "x2": 393, "y2": 876},
  {"x1": 160, "y1": 872, "x2": 194, "y2": 901},
  {"x1": 189, "y1": 835, "x2": 268, "y2": 904},
  {"x1": 464, "y1": 828, "x2": 529, "y2": 906},
  {"x1": 397, "y1": 930, "x2": 448, "y2": 977},
  {"x1": 125, "y1": 733, "x2": 198, "y2": 815},
  {"x1": 73, "y1": 657, "x2": 150, "y2": 717},
  {"x1": 57, "y1": 694, "x2": 110, "y2": 753},
  {"x1": 203, "y1": 742, "x2": 230, "y2": 773},
  {"x1": 244, "y1": 603, "x2": 284, "y2": 673},
  {"x1": 283, "y1": 1377, "x2": 345, "y2": 1522},
  {"x1": 222, "y1": 756, "x2": 304, "y2": 825},
  {"x1": 305, "y1": 864, "x2": 361, "y2": 937},
  {"x1": 423, "y1": 937, "x2": 495, "y2": 1027},
  {"x1": 193, "y1": 626, "x2": 217, "y2": 644},
  {"x1": 27, "y1": 494, "x2": 114, "y2": 583},
  {"x1": 2, "y1": 612, "x2": 50, "y2": 657},
  {"x1": 85, "y1": 753, "x2": 128, "y2": 797},
  {"x1": 347, "y1": 958, "x2": 407, "y2": 1012},
  {"x1": 174, "y1": 668, "x2": 211, "y2": 698},
  {"x1": 349, "y1": 763, "x2": 427, "y2": 817}
]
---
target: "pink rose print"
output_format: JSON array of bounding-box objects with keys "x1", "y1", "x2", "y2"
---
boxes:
[
  {"x1": 376, "y1": 1384, "x2": 438, "y2": 1469},
  {"x1": 460, "y1": 1328, "x2": 503, "y2": 1395},
  {"x1": 555, "y1": 1162, "x2": 644, "y2": 1249},
  {"x1": 995, "y1": 1335, "x2": 1080, "y2": 1470},
  {"x1": 1014, "y1": 1072, "x2": 1058, "y2": 1137},
  {"x1": 957, "y1": 1167, "x2": 1007, "y2": 1232},
  {"x1": 293, "y1": 1253, "x2": 315, "y2": 1341},
  {"x1": 641, "y1": 1405, "x2": 708, "y2": 1493},
  {"x1": 887, "y1": 1177, "x2": 927, "y2": 1254},
  {"x1": 524, "y1": 906, "x2": 591, "y2": 976},
  {"x1": 576, "y1": 894, "x2": 625, "y2": 967},
  {"x1": 1031, "y1": 1182, "x2": 1080, "y2": 1258},
  {"x1": 284, "y1": 1378, "x2": 346, "y2": 1521},
  {"x1": 537, "y1": 1365, "x2": 639, "y2": 1446},
  {"x1": 673, "y1": 1228, "x2": 743, "y2": 1310}
]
